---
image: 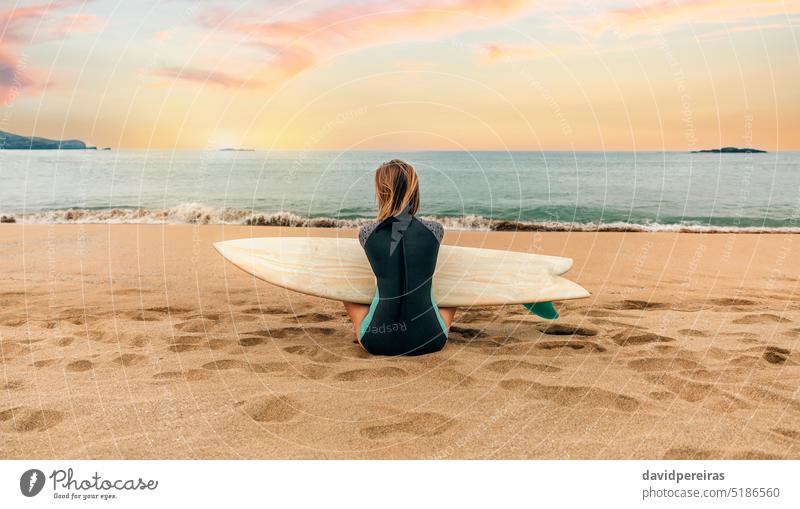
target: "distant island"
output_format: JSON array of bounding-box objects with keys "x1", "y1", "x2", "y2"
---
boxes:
[
  {"x1": 691, "y1": 147, "x2": 767, "y2": 154},
  {"x1": 0, "y1": 130, "x2": 95, "y2": 150},
  {"x1": 219, "y1": 148, "x2": 255, "y2": 152}
]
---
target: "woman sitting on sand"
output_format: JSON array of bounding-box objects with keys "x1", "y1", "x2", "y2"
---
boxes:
[{"x1": 343, "y1": 159, "x2": 456, "y2": 356}]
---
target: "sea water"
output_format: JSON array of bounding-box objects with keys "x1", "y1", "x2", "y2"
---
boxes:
[{"x1": 1, "y1": 149, "x2": 798, "y2": 231}]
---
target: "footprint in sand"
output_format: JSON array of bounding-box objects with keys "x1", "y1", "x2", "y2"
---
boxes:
[
  {"x1": 203, "y1": 359, "x2": 253, "y2": 371},
  {"x1": 537, "y1": 324, "x2": 597, "y2": 336},
  {"x1": 240, "y1": 306, "x2": 292, "y2": 315},
  {"x1": 55, "y1": 336, "x2": 75, "y2": 347},
  {"x1": 58, "y1": 309, "x2": 93, "y2": 325},
  {"x1": 117, "y1": 332, "x2": 150, "y2": 348},
  {"x1": 296, "y1": 363, "x2": 333, "y2": 380},
  {"x1": 239, "y1": 329, "x2": 292, "y2": 340},
  {"x1": 110, "y1": 288, "x2": 150, "y2": 297},
  {"x1": 613, "y1": 332, "x2": 675, "y2": 347},
  {"x1": 334, "y1": 367, "x2": 407, "y2": 381},
  {"x1": 645, "y1": 373, "x2": 714, "y2": 403},
  {"x1": 426, "y1": 367, "x2": 477, "y2": 387},
  {"x1": 73, "y1": 329, "x2": 106, "y2": 343},
  {"x1": 763, "y1": 346, "x2": 791, "y2": 365},
  {"x1": 1, "y1": 341, "x2": 31, "y2": 360},
  {"x1": 449, "y1": 326, "x2": 487, "y2": 339},
  {"x1": 283, "y1": 345, "x2": 342, "y2": 363},
  {"x1": 167, "y1": 336, "x2": 231, "y2": 352},
  {"x1": 112, "y1": 353, "x2": 148, "y2": 367},
  {"x1": 174, "y1": 318, "x2": 217, "y2": 333},
  {"x1": 649, "y1": 391, "x2": 676, "y2": 401},
  {"x1": 606, "y1": 300, "x2": 668, "y2": 311},
  {"x1": 239, "y1": 395, "x2": 299, "y2": 423},
  {"x1": 168, "y1": 343, "x2": 204, "y2": 353},
  {"x1": 501, "y1": 379, "x2": 639, "y2": 411},
  {"x1": 678, "y1": 329, "x2": 709, "y2": 337},
  {"x1": 628, "y1": 357, "x2": 702, "y2": 372},
  {"x1": 65, "y1": 360, "x2": 93, "y2": 372},
  {"x1": 360, "y1": 411, "x2": 452, "y2": 439},
  {"x1": 32, "y1": 358, "x2": 60, "y2": 368},
  {"x1": 447, "y1": 336, "x2": 508, "y2": 350},
  {"x1": 1, "y1": 380, "x2": 25, "y2": 390},
  {"x1": 663, "y1": 447, "x2": 782, "y2": 460},
  {"x1": 1, "y1": 316, "x2": 28, "y2": 326},
  {"x1": 708, "y1": 298, "x2": 757, "y2": 306},
  {"x1": 771, "y1": 428, "x2": 800, "y2": 442},
  {"x1": 239, "y1": 336, "x2": 270, "y2": 347},
  {"x1": 457, "y1": 310, "x2": 497, "y2": 324},
  {"x1": 202, "y1": 359, "x2": 288, "y2": 375},
  {"x1": 733, "y1": 314, "x2": 791, "y2": 324},
  {"x1": 644, "y1": 373, "x2": 751, "y2": 412},
  {"x1": 0, "y1": 406, "x2": 64, "y2": 432},
  {"x1": 536, "y1": 340, "x2": 606, "y2": 352},
  {"x1": 119, "y1": 309, "x2": 165, "y2": 322},
  {"x1": 294, "y1": 312, "x2": 335, "y2": 323},
  {"x1": 484, "y1": 359, "x2": 560, "y2": 374},
  {"x1": 269, "y1": 326, "x2": 339, "y2": 338},
  {"x1": 152, "y1": 369, "x2": 211, "y2": 381},
  {"x1": 146, "y1": 306, "x2": 191, "y2": 314}
]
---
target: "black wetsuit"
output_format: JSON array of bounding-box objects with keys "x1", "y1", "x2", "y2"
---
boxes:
[{"x1": 357, "y1": 214, "x2": 447, "y2": 356}]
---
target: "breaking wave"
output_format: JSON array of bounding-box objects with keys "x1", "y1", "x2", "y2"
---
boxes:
[{"x1": 2, "y1": 203, "x2": 799, "y2": 233}]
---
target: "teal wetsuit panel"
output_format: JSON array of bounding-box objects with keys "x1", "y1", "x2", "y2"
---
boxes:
[
  {"x1": 430, "y1": 288, "x2": 448, "y2": 338},
  {"x1": 358, "y1": 288, "x2": 380, "y2": 340}
]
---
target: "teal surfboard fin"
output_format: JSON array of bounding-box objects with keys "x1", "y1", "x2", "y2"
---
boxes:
[{"x1": 523, "y1": 302, "x2": 558, "y2": 320}]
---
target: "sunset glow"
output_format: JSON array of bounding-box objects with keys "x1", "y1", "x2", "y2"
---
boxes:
[{"x1": 2, "y1": 0, "x2": 799, "y2": 150}]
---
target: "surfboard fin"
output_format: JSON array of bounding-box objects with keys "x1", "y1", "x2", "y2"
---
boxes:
[{"x1": 523, "y1": 302, "x2": 558, "y2": 320}]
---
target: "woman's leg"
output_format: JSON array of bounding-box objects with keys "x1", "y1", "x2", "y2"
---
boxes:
[
  {"x1": 342, "y1": 301, "x2": 370, "y2": 339},
  {"x1": 438, "y1": 306, "x2": 458, "y2": 331}
]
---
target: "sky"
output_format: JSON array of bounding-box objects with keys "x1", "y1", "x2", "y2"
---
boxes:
[{"x1": 1, "y1": 0, "x2": 799, "y2": 151}]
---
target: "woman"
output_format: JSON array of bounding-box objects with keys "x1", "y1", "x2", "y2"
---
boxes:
[{"x1": 343, "y1": 159, "x2": 456, "y2": 356}]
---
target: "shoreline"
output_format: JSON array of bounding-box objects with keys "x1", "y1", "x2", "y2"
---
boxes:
[
  {"x1": 1, "y1": 224, "x2": 798, "y2": 459},
  {"x1": 1, "y1": 212, "x2": 798, "y2": 233}
]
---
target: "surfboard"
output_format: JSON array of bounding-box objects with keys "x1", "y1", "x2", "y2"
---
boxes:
[{"x1": 214, "y1": 237, "x2": 589, "y2": 307}]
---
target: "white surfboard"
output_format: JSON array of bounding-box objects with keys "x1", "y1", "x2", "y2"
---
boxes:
[{"x1": 214, "y1": 237, "x2": 589, "y2": 307}]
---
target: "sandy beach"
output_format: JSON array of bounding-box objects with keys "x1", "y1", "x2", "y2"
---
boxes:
[{"x1": 1, "y1": 224, "x2": 798, "y2": 459}]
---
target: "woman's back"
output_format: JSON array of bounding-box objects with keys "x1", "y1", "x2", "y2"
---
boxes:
[{"x1": 357, "y1": 215, "x2": 447, "y2": 356}]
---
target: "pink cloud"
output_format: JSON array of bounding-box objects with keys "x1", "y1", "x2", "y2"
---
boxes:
[
  {"x1": 47, "y1": 13, "x2": 105, "y2": 40},
  {"x1": 0, "y1": 1, "x2": 103, "y2": 101},
  {"x1": 154, "y1": 27, "x2": 177, "y2": 42},
  {"x1": 152, "y1": 66, "x2": 264, "y2": 90},
  {"x1": 480, "y1": 42, "x2": 577, "y2": 64},
  {"x1": 596, "y1": 0, "x2": 800, "y2": 37},
  {"x1": 191, "y1": 0, "x2": 536, "y2": 87},
  {"x1": 0, "y1": 2, "x2": 64, "y2": 43},
  {"x1": 0, "y1": 48, "x2": 33, "y2": 105}
]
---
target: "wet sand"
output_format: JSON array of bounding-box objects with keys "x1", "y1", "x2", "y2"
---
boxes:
[{"x1": 1, "y1": 224, "x2": 798, "y2": 459}]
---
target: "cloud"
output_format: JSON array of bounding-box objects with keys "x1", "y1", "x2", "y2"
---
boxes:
[
  {"x1": 0, "y1": 2, "x2": 64, "y2": 44},
  {"x1": 0, "y1": 1, "x2": 103, "y2": 103},
  {"x1": 152, "y1": 66, "x2": 264, "y2": 89},
  {"x1": 192, "y1": 0, "x2": 537, "y2": 87},
  {"x1": 47, "y1": 13, "x2": 105, "y2": 40},
  {"x1": 696, "y1": 19, "x2": 799, "y2": 40},
  {"x1": 480, "y1": 41, "x2": 578, "y2": 64},
  {"x1": 595, "y1": 0, "x2": 800, "y2": 37},
  {"x1": 0, "y1": 48, "x2": 34, "y2": 106},
  {"x1": 154, "y1": 27, "x2": 177, "y2": 42}
]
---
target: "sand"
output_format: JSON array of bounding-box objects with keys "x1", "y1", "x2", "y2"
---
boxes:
[{"x1": 1, "y1": 224, "x2": 798, "y2": 459}]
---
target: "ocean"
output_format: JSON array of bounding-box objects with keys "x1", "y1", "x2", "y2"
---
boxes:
[{"x1": 1, "y1": 150, "x2": 799, "y2": 232}]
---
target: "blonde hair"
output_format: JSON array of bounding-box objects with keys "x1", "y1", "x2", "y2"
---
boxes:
[{"x1": 374, "y1": 159, "x2": 420, "y2": 220}]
